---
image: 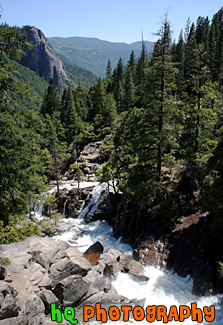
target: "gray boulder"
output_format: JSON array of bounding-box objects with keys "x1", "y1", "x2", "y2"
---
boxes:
[
  {"x1": 0, "y1": 282, "x2": 19, "y2": 320},
  {"x1": 53, "y1": 275, "x2": 90, "y2": 307},
  {"x1": 40, "y1": 289, "x2": 60, "y2": 313},
  {"x1": 49, "y1": 255, "x2": 91, "y2": 286}
]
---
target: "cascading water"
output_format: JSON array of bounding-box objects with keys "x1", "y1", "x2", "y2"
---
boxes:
[
  {"x1": 42, "y1": 180, "x2": 223, "y2": 324},
  {"x1": 63, "y1": 197, "x2": 69, "y2": 216}
]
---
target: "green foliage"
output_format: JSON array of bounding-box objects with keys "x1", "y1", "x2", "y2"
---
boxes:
[
  {"x1": 0, "y1": 112, "x2": 47, "y2": 226},
  {"x1": 41, "y1": 79, "x2": 60, "y2": 116},
  {"x1": 10, "y1": 59, "x2": 47, "y2": 108},
  {"x1": 201, "y1": 132, "x2": 223, "y2": 240},
  {"x1": 64, "y1": 62, "x2": 98, "y2": 89},
  {"x1": 0, "y1": 220, "x2": 41, "y2": 245},
  {"x1": 40, "y1": 219, "x2": 55, "y2": 235},
  {"x1": 69, "y1": 163, "x2": 85, "y2": 192},
  {"x1": 218, "y1": 262, "x2": 223, "y2": 278},
  {"x1": 48, "y1": 37, "x2": 154, "y2": 78},
  {"x1": 0, "y1": 257, "x2": 11, "y2": 266},
  {"x1": 1, "y1": 10, "x2": 223, "y2": 246}
]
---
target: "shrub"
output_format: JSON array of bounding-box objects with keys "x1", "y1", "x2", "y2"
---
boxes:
[{"x1": 0, "y1": 220, "x2": 42, "y2": 244}]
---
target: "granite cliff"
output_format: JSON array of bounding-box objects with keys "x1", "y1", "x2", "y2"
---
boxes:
[{"x1": 21, "y1": 26, "x2": 69, "y2": 90}]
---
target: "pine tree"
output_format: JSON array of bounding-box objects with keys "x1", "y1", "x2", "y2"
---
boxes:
[
  {"x1": 135, "y1": 41, "x2": 148, "y2": 85},
  {"x1": 184, "y1": 23, "x2": 197, "y2": 81},
  {"x1": 41, "y1": 79, "x2": 60, "y2": 116},
  {"x1": 151, "y1": 14, "x2": 176, "y2": 177},
  {"x1": 44, "y1": 114, "x2": 69, "y2": 198},
  {"x1": 106, "y1": 59, "x2": 112, "y2": 79},
  {"x1": 0, "y1": 112, "x2": 46, "y2": 226},
  {"x1": 172, "y1": 30, "x2": 185, "y2": 97},
  {"x1": 128, "y1": 50, "x2": 136, "y2": 80},
  {"x1": 179, "y1": 44, "x2": 218, "y2": 196},
  {"x1": 123, "y1": 68, "x2": 135, "y2": 110},
  {"x1": 65, "y1": 87, "x2": 79, "y2": 143}
]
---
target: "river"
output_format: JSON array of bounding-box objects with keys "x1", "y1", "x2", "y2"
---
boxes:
[{"x1": 36, "y1": 181, "x2": 223, "y2": 324}]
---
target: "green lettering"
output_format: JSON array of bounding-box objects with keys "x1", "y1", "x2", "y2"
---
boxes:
[{"x1": 64, "y1": 307, "x2": 78, "y2": 324}]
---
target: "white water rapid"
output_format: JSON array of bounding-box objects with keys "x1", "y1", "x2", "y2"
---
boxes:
[{"x1": 35, "y1": 181, "x2": 223, "y2": 324}]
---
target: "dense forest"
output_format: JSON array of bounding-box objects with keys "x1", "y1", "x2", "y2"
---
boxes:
[{"x1": 0, "y1": 6, "x2": 223, "y2": 258}]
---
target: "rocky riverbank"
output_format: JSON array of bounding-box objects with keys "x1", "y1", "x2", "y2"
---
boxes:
[
  {"x1": 0, "y1": 236, "x2": 147, "y2": 324},
  {"x1": 80, "y1": 190, "x2": 223, "y2": 296}
]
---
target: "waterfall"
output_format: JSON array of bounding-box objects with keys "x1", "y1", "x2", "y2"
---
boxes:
[
  {"x1": 49, "y1": 180, "x2": 223, "y2": 324},
  {"x1": 78, "y1": 182, "x2": 108, "y2": 219},
  {"x1": 63, "y1": 197, "x2": 69, "y2": 216}
]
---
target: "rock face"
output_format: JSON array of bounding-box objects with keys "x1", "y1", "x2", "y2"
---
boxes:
[
  {"x1": 21, "y1": 26, "x2": 69, "y2": 90},
  {"x1": 76, "y1": 141, "x2": 103, "y2": 179},
  {"x1": 0, "y1": 237, "x2": 145, "y2": 323},
  {"x1": 84, "y1": 188, "x2": 223, "y2": 296}
]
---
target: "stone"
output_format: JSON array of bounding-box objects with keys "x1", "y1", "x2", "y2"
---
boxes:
[
  {"x1": 0, "y1": 314, "x2": 46, "y2": 324},
  {"x1": 84, "y1": 274, "x2": 111, "y2": 293},
  {"x1": 49, "y1": 256, "x2": 91, "y2": 286},
  {"x1": 0, "y1": 268, "x2": 6, "y2": 281},
  {"x1": 40, "y1": 289, "x2": 60, "y2": 313},
  {"x1": 0, "y1": 282, "x2": 19, "y2": 320},
  {"x1": 83, "y1": 241, "x2": 104, "y2": 265},
  {"x1": 21, "y1": 294, "x2": 45, "y2": 316},
  {"x1": 53, "y1": 275, "x2": 90, "y2": 307},
  {"x1": 20, "y1": 26, "x2": 69, "y2": 90},
  {"x1": 124, "y1": 260, "x2": 144, "y2": 275},
  {"x1": 38, "y1": 272, "x2": 52, "y2": 289}
]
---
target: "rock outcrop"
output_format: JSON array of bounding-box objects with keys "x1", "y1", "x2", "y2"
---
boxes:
[
  {"x1": 81, "y1": 188, "x2": 223, "y2": 296},
  {"x1": 0, "y1": 236, "x2": 145, "y2": 323},
  {"x1": 21, "y1": 26, "x2": 69, "y2": 90}
]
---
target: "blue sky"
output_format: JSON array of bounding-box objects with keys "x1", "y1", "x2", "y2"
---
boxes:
[{"x1": 1, "y1": 0, "x2": 223, "y2": 43}]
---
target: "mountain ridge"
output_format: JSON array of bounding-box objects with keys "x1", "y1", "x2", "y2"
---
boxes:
[
  {"x1": 48, "y1": 36, "x2": 154, "y2": 50},
  {"x1": 48, "y1": 36, "x2": 154, "y2": 77}
]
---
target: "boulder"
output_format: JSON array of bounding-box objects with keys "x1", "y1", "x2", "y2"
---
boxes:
[
  {"x1": 49, "y1": 256, "x2": 91, "y2": 286},
  {"x1": 0, "y1": 282, "x2": 19, "y2": 320},
  {"x1": 83, "y1": 242, "x2": 104, "y2": 265},
  {"x1": 53, "y1": 275, "x2": 90, "y2": 307},
  {"x1": 21, "y1": 294, "x2": 45, "y2": 316},
  {"x1": 0, "y1": 268, "x2": 6, "y2": 281},
  {"x1": 0, "y1": 314, "x2": 46, "y2": 324},
  {"x1": 84, "y1": 273, "x2": 112, "y2": 295},
  {"x1": 40, "y1": 289, "x2": 60, "y2": 313}
]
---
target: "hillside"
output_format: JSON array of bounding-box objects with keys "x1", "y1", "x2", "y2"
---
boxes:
[
  {"x1": 9, "y1": 60, "x2": 48, "y2": 112},
  {"x1": 48, "y1": 36, "x2": 154, "y2": 77},
  {"x1": 64, "y1": 62, "x2": 98, "y2": 89}
]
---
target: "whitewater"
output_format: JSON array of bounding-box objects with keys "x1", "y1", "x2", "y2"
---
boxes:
[{"x1": 36, "y1": 181, "x2": 223, "y2": 324}]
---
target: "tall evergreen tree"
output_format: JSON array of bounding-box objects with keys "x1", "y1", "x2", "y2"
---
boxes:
[
  {"x1": 127, "y1": 50, "x2": 136, "y2": 81},
  {"x1": 123, "y1": 68, "x2": 135, "y2": 110},
  {"x1": 151, "y1": 14, "x2": 176, "y2": 177},
  {"x1": 136, "y1": 41, "x2": 148, "y2": 85},
  {"x1": 64, "y1": 87, "x2": 79, "y2": 143},
  {"x1": 41, "y1": 79, "x2": 60, "y2": 116},
  {"x1": 106, "y1": 59, "x2": 112, "y2": 79}
]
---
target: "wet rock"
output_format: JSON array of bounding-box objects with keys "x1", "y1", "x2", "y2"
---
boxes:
[
  {"x1": 84, "y1": 273, "x2": 112, "y2": 295},
  {"x1": 83, "y1": 242, "x2": 104, "y2": 265},
  {"x1": 123, "y1": 260, "x2": 149, "y2": 281},
  {"x1": 135, "y1": 239, "x2": 168, "y2": 268}
]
